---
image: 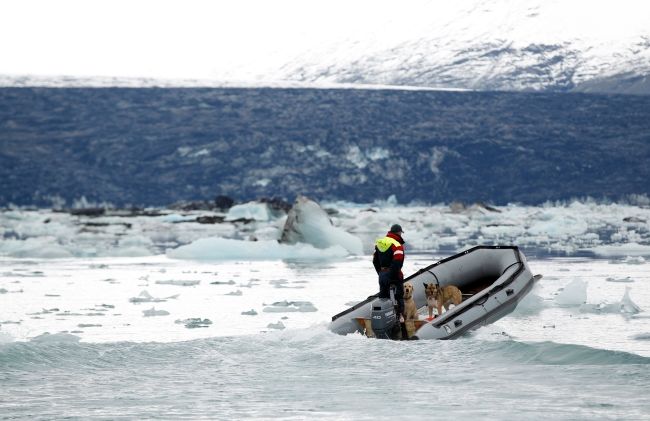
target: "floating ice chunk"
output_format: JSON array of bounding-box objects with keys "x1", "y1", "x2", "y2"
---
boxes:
[
  {"x1": 621, "y1": 287, "x2": 642, "y2": 314},
  {"x1": 27, "y1": 308, "x2": 60, "y2": 315},
  {"x1": 621, "y1": 256, "x2": 646, "y2": 265},
  {"x1": 263, "y1": 300, "x2": 318, "y2": 313},
  {"x1": 280, "y1": 196, "x2": 363, "y2": 255},
  {"x1": 239, "y1": 279, "x2": 260, "y2": 288},
  {"x1": 589, "y1": 243, "x2": 650, "y2": 257},
  {"x1": 175, "y1": 318, "x2": 212, "y2": 328},
  {"x1": 555, "y1": 280, "x2": 587, "y2": 306},
  {"x1": 632, "y1": 333, "x2": 650, "y2": 340},
  {"x1": 30, "y1": 332, "x2": 81, "y2": 343},
  {"x1": 77, "y1": 323, "x2": 102, "y2": 328},
  {"x1": 527, "y1": 213, "x2": 588, "y2": 237},
  {"x1": 167, "y1": 237, "x2": 349, "y2": 261},
  {"x1": 143, "y1": 307, "x2": 170, "y2": 317},
  {"x1": 605, "y1": 276, "x2": 634, "y2": 283},
  {"x1": 241, "y1": 309, "x2": 258, "y2": 316},
  {"x1": 155, "y1": 280, "x2": 200, "y2": 286},
  {"x1": 270, "y1": 279, "x2": 305, "y2": 289},
  {"x1": 0, "y1": 288, "x2": 6, "y2": 294},
  {"x1": 225, "y1": 202, "x2": 272, "y2": 222},
  {"x1": 129, "y1": 290, "x2": 178, "y2": 303},
  {"x1": 225, "y1": 290, "x2": 243, "y2": 296},
  {"x1": 159, "y1": 213, "x2": 197, "y2": 223},
  {"x1": 109, "y1": 246, "x2": 153, "y2": 257},
  {"x1": 130, "y1": 290, "x2": 155, "y2": 303},
  {"x1": 1, "y1": 238, "x2": 74, "y2": 259},
  {"x1": 512, "y1": 292, "x2": 547, "y2": 315},
  {"x1": 267, "y1": 321, "x2": 286, "y2": 330},
  {"x1": 210, "y1": 280, "x2": 236, "y2": 285},
  {"x1": 579, "y1": 287, "x2": 641, "y2": 315}
]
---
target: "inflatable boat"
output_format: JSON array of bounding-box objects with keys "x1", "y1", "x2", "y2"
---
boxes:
[{"x1": 330, "y1": 246, "x2": 541, "y2": 340}]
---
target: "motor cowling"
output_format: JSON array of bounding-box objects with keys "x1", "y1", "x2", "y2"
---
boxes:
[{"x1": 370, "y1": 298, "x2": 397, "y2": 339}]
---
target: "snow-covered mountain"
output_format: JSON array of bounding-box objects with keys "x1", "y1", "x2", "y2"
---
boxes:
[
  {"x1": 1, "y1": 0, "x2": 649, "y2": 93},
  {"x1": 266, "y1": 0, "x2": 650, "y2": 94}
]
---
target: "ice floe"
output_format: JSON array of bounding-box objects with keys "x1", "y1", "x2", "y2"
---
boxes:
[
  {"x1": 555, "y1": 280, "x2": 587, "y2": 306},
  {"x1": 155, "y1": 280, "x2": 200, "y2": 286},
  {"x1": 175, "y1": 318, "x2": 212, "y2": 328},
  {"x1": 579, "y1": 287, "x2": 642, "y2": 315},
  {"x1": 210, "y1": 280, "x2": 236, "y2": 285},
  {"x1": 2, "y1": 198, "x2": 650, "y2": 259},
  {"x1": 129, "y1": 290, "x2": 178, "y2": 303},
  {"x1": 225, "y1": 202, "x2": 274, "y2": 222},
  {"x1": 225, "y1": 290, "x2": 243, "y2": 296},
  {"x1": 588, "y1": 242, "x2": 650, "y2": 257},
  {"x1": 267, "y1": 321, "x2": 286, "y2": 330},
  {"x1": 605, "y1": 276, "x2": 634, "y2": 283},
  {"x1": 262, "y1": 300, "x2": 318, "y2": 312},
  {"x1": 167, "y1": 237, "x2": 349, "y2": 261},
  {"x1": 142, "y1": 307, "x2": 170, "y2": 317},
  {"x1": 269, "y1": 279, "x2": 305, "y2": 289}
]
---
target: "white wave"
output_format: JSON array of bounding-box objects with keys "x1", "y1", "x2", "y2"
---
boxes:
[{"x1": 30, "y1": 332, "x2": 81, "y2": 343}]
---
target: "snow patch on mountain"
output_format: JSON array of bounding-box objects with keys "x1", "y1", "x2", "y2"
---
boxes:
[{"x1": 1, "y1": 0, "x2": 648, "y2": 93}]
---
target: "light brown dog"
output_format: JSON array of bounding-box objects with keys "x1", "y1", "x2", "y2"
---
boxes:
[
  {"x1": 403, "y1": 281, "x2": 418, "y2": 321},
  {"x1": 424, "y1": 282, "x2": 462, "y2": 319}
]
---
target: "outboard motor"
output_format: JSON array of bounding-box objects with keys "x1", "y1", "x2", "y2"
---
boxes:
[{"x1": 370, "y1": 298, "x2": 397, "y2": 339}]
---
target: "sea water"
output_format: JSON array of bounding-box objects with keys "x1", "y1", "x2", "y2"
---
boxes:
[{"x1": 2, "y1": 253, "x2": 650, "y2": 420}]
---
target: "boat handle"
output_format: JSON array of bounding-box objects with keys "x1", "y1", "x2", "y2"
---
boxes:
[{"x1": 506, "y1": 289, "x2": 514, "y2": 296}]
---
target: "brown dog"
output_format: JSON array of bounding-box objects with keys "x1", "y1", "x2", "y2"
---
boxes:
[
  {"x1": 424, "y1": 282, "x2": 462, "y2": 319},
  {"x1": 403, "y1": 281, "x2": 418, "y2": 321}
]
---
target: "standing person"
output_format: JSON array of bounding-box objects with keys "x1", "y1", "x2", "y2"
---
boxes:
[{"x1": 373, "y1": 224, "x2": 406, "y2": 322}]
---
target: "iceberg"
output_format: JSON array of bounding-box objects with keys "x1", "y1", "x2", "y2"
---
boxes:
[
  {"x1": 280, "y1": 196, "x2": 363, "y2": 255},
  {"x1": 225, "y1": 202, "x2": 272, "y2": 222},
  {"x1": 555, "y1": 280, "x2": 587, "y2": 306}
]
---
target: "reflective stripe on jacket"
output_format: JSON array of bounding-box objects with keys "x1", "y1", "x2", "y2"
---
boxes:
[{"x1": 372, "y1": 232, "x2": 405, "y2": 280}]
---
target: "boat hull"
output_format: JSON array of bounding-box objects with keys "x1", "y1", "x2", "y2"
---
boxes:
[{"x1": 330, "y1": 246, "x2": 540, "y2": 340}]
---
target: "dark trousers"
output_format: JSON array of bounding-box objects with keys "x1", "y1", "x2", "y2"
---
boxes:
[{"x1": 378, "y1": 272, "x2": 404, "y2": 315}]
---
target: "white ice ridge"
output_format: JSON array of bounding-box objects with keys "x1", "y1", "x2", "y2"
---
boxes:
[
  {"x1": 1, "y1": 198, "x2": 650, "y2": 260},
  {"x1": 167, "y1": 238, "x2": 348, "y2": 261}
]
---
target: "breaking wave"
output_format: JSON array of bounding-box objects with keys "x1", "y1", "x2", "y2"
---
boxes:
[
  {"x1": 476, "y1": 340, "x2": 650, "y2": 365},
  {"x1": 2, "y1": 328, "x2": 648, "y2": 373}
]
